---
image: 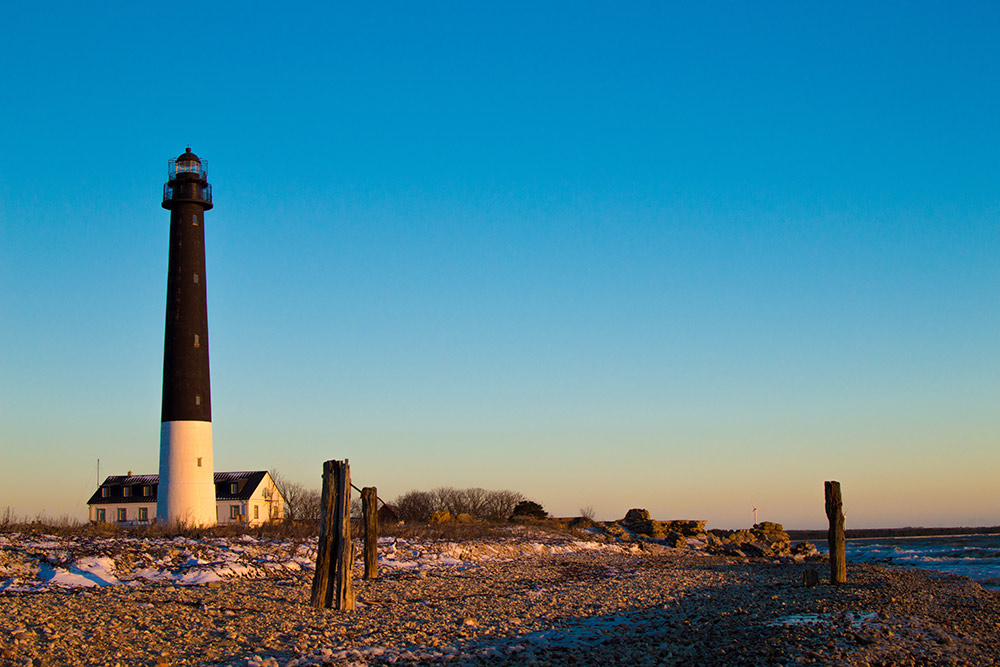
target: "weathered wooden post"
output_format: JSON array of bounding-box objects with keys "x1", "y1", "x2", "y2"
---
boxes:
[
  {"x1": 361, "y1": 486, "x2": 379, "y2": 580},
  {"x1": 311, "y1": 459, "x2": 355, "y2": 609},
  {"x1": 825, "y1": 480, "x2": 846, "y2": 584}
]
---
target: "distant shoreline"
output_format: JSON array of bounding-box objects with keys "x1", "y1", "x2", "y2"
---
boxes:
[{"x1": 786, "y1": 525, "x2": 1000, "y2": 541}]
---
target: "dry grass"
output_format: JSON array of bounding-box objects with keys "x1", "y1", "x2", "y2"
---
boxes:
[{"x1": 0, "y1": 509, "x2": 598, "y2": 544}]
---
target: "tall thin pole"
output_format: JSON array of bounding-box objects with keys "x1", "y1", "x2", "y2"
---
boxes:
[{"x1": 825, "y1": 481, "x2": 847, "y2": 584}]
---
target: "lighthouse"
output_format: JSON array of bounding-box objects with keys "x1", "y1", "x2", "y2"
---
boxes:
[{"x1": 157, "y1": 148, "x2": 217, "y2": 526}]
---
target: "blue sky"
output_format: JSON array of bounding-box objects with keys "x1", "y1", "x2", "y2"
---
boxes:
[{"x1": 1, "y1": 2, "x2": 998, "y2": 528}]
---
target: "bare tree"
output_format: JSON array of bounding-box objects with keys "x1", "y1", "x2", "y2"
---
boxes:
[
  {"x1": 393, "y1": 487, "x2": 525, "y2": 523},
  {"x1": 271, "y1": 471, "x2": 321, "y2": 522},
  {"x1": 430, "y1": 487, "x2": 458, "y2": 516},
  {"x1": 393, "y1": 490, "x2": 436, "y2": 522},
  {"x1": 462, "y1": 487, "x2": 489, "y2": 517},
  {"x1": 299, "y1": 488, "x2": 323, "y2": 521},
  {"x1": 481, "y1": 490, "x2": 525, "y2": 522}
]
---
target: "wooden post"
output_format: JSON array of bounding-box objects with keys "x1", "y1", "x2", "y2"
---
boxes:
[
  {"x1": 825, "y1": 480, "x2": 846, "y2": 585},
  {"x1": 310, "y1": 460, "x2": 355, "y2": 609},
  {"x1": 361, "y1": 486, "x2": 379, "y2": 580}
]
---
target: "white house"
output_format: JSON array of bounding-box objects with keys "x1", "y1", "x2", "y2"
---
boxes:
[{"x1": 87, "y1": 470, "x2": 285, "y2": 526}]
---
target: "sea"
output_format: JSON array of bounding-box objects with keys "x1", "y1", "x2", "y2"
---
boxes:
[{"x1": 838, "y1": 533, "x2": 1000, "y2": 590}]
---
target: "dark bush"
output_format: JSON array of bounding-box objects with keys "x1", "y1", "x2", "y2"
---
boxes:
[{"x1": 510, "y1": 500, "x2": 547, "y2": 520}]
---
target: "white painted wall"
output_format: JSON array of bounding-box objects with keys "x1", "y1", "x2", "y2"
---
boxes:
[
  {"x1": 157, "y1": 420, "x2": 216, "y2": 526},
  {"x1": 215, "y1": 473, "x2": 285, "y2": 526}
]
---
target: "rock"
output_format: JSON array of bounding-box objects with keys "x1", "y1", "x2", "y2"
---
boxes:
[
  {"x1": 601, "y1": 524, "x2": 631, "y2": 541},
  {"x1": 791, "y1": 542, "x2": 820, "y2": 559},
  {"x1": 623, "y1": 519, "x2": 660, "y2": 537},
  {"x1": 754, "y1": 521, "x2": 784, "y2": 533},
  {"x1": 624, "y1": 508, "x2": 650, "y2": 522},
  {"x1": 665, "y1": 532, "x2": 687, "y2": 549},
  {"x1": 668, "y1": 520, "x2": 708, "y2": 536}
]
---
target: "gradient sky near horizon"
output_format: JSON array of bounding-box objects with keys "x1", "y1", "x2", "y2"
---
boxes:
[{"x1": 1, "y1": 2, "x2": 998, "y2": 529}]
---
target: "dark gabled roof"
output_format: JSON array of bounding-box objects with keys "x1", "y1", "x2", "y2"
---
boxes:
[
  {"x1": 215, "y1": 471, "x2": 268, "y2": 501},
  {"x1": 87, "y1": 471, "x2": 278, "y2": 505},
  {"x1": 86, "y1": 475, "x2": 158, "y2": 505}
]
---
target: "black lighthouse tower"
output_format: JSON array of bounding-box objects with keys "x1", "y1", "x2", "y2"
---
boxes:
[{"x1": 157, "y1": 148, "x2": 217, "y2": 526}]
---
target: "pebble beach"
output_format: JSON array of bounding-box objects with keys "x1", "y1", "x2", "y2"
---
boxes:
[{"x1": 2, "y1": 531, "x2": 999, "y2": 666}]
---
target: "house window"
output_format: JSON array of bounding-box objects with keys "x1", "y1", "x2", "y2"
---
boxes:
[
  {"x1": 96, "y1": 508, "x2": 106, "y2": 522},
  {"x1": 138, "y1": 507, "x2": 148, "y2": 521},
  {"x1": 101, "y1": 487, "x2": 110, "y2": 498},
  {"x1": 123, "y1": 486, "x2": 131, "y2": 497},
  {"x1": 143, "y1": 486, "x2": 151, "y2": 497},
  {"x1": 230, "y1": 482, "x2": 238, "y2": 494},
  {"x1": 230, "y1": 505, "x2": 240, "y2": 520},
  {"x1": 253, "y1": 505, "x2": 259, "y2": 519},
  {"x1": 117, "y1": 508, "x2": 127, "y2": 522}
]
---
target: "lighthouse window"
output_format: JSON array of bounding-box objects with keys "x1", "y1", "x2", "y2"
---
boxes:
[
  {"x1": 197, "y1": 457, "x2": 203, "y2": 467},
  {"x1": 192, "y1": 214, "x2": 198, "y2": 226},
  {"x1": 193, "y1": 273, "x2": 199, "y2": 284},
  {"x1": 194, "y1": 334, "x2": 200, "y2": 347},
  {"x1": 195, "y1": 394, "x2": 201, "y2": 406}
]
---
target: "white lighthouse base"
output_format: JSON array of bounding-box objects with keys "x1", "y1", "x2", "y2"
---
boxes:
[{"x1": 157, "y1": 421, "x2": 216, "y2": 526}]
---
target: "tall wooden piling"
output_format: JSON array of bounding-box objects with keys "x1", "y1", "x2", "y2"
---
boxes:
[
  {"x1": 825, "y1": 480, "x2": 846, "y2": 585},
  {"x1": 361, "y1": 486, "x2": 379, "y2": 580},
  {"x1": 311, "y1": 460, "x2": 355, "y2": 609}
]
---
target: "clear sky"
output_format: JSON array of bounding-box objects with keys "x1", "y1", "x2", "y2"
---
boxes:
[{"x1": 1, "y1": 2, "x2": 997, "y2": 529}]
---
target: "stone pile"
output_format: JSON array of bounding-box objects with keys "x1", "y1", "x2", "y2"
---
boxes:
[
  {"x1": 707, "y1": 521, "x2": 819, "y2": 560},
  {"x1": 589, "y1": 511, "x2": 820, "y2": 562},
  {"x1": 615, "y1": 508, "x2": 709, "y2": 549}
]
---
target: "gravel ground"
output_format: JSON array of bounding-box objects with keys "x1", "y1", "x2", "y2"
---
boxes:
[{"x1": 2, "y1": 548, "x2": 998, "y2": 666}]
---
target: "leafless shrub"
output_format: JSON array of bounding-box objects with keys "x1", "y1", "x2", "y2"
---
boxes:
[
  {"x1": 394, "y1": 490, "x2": 436, "y2": 522},
  {"x1": 392, "y1": 487, "x2": 525, "y2": 523},
  {"x1": 579, "y1": 505, "x2": 596, "y2": 521},
  {"x1": 431, "y1": 487, "x2": 466, "y2": 516},
  {"x1": 271, "y1": 471, "x2": 322, "y2": 522},
  {"x1": 480, "y1": 490, "x2": 525, "y2": 522},
  {"x1": 299, "y1": 488, "x2": 322, "y2": 521}
]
